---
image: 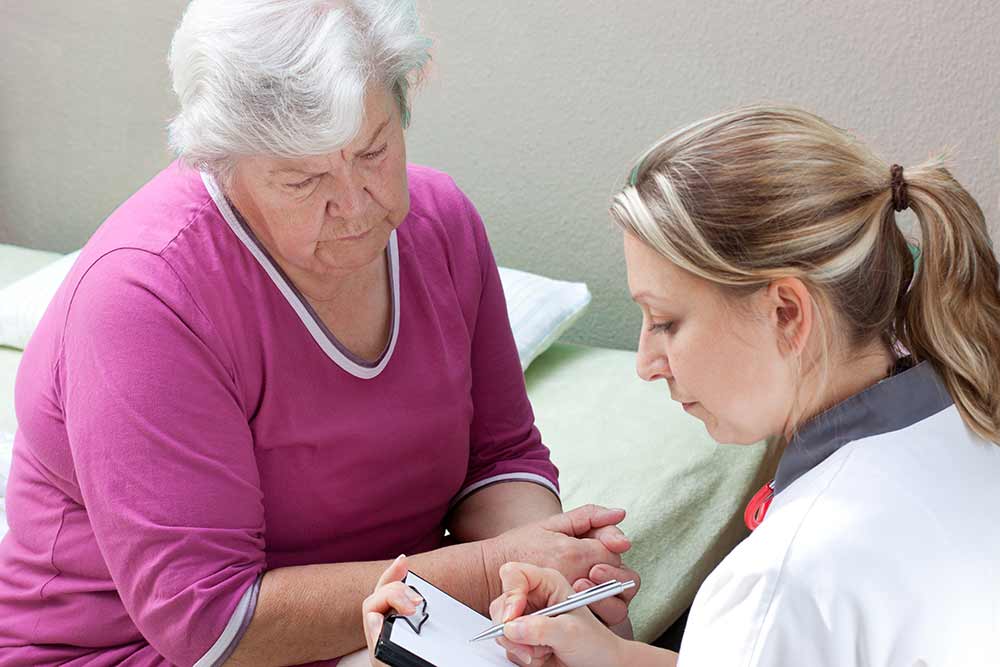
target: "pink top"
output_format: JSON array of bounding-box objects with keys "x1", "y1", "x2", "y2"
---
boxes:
[{"x1": 0, "y1": 162, "x2": 558, "y2": 666}]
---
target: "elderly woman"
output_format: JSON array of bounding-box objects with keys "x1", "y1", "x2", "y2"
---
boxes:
[{"x1": 0, "y1": 2, "x2": 638, "y2": 665}]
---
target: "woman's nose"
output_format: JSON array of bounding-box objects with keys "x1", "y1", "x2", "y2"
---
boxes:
[
  {"x1": 328, "y1": 169, "x2": 369, "y2": 217},
  {"x1": 636, "y1": 330, "x2": 671, "y2": 382},
  {"x1": 331, "y1": 186, "x2": 366, "y2": 217}
]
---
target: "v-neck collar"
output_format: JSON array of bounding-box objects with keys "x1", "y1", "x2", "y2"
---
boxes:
[{"x1": 201, "y1": 172, "x2": 400, "y2": 380}]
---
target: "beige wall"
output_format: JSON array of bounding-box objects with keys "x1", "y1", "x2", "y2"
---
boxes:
[
  {"x1": 2, "y1": 1, "x2": 998, "y2": 349},
  {"x1": 0, "y1": 1, "x2": 184, "y2": 248}
]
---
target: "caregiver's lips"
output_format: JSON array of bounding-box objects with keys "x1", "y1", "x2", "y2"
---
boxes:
[{"x1": 682, "y1": 401, "x2": 697, "y2": 412}]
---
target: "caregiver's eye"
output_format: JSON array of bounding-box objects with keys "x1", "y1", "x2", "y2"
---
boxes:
[{"x1": 648, "y1": 321, "x2": 675, "y2": 333}]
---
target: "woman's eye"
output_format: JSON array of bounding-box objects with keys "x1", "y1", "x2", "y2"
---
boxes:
[
  {"x1": 648, "y1": 321, "x2": 675, "y2": 333},
  {"x1": 287, "y1": 177, "x2": 317, "y2": 190},
  {"x1": 361, "y1": 145, "x2": 387, "y2": 160}
]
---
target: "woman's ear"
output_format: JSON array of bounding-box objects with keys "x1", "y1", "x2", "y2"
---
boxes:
[{"x1": 765, "y1": 277, "x2": 813, "y2": 357}]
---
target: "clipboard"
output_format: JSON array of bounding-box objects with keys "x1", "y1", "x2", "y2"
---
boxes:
[
  {"x1": 373, "y1": 581, "x2": 432, "y2": 667},
  {"x1": 373, "y1": 572, "x2": 515, "y2": 667}
]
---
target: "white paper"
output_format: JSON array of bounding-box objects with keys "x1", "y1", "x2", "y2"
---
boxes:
[{"x1": 388, "y1": 572, "x2": 514, "y2": 666}]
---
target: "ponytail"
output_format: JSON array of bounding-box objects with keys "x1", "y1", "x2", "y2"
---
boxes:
[{"x1": 894, "y1": 158, "x2": 1000, "y2": 443}]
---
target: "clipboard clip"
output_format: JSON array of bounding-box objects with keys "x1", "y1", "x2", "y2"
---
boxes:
[{"x1": 386, "y1": 585, "x2": 429, "y2": 635}]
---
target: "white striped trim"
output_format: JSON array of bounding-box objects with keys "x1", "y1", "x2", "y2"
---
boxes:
[
  {"x1": 201, "y1": 172, "x2": 400, "y2": 380},
  {"x1": 194, "y1": 575, "x2": 261, "y2": 667},
  {"x1": 450, "y1": 473, "x2": 560, "y2": 510}
]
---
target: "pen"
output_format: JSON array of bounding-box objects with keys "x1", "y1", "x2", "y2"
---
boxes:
[{"x1": 469, "y1": 579, "x2": 636, "y2": 643}]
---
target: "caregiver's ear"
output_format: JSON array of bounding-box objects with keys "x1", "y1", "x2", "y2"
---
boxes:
[{"x1": 764, "y1": 277, "x2": 814, "y2": 356}]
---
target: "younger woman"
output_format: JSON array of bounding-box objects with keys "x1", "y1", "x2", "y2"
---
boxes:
[{"x1": 363, "y1": 106, "x2": 1000, "y2": 665}]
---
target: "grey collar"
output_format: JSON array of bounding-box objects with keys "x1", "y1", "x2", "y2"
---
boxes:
[{"x1": 773, "y1": 359, "x2": 954, "y2": 494}]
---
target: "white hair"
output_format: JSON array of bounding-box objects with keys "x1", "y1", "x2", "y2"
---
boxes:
[{"x1": 167, "y1": 0, "x2": 431, "y2": 182}]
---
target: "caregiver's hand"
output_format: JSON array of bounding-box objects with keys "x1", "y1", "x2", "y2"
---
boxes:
[
  {"x1": 363, "y1": 554, "x2": 417, "y2": 667},
  {"x1": 489, "y1": 562, "x2": 627, "y2": 667},
  {"x1": 482, "y1": 505, "x2": 639, "y2": 627}
]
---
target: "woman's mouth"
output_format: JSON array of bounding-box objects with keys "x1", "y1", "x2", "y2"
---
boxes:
[
  {"x1": 334, "y1": 228, "x2": 371, "y2": 242},
  {"x1": 682, "y1": 402, "x2": 697, "y2": 412}
]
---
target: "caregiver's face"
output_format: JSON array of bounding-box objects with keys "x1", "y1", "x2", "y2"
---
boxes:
[
  {"x1": 625, "y1": 233, "x2": 794, "y2": 445},
  {"x1": 231, "y1": 86, "x2": 410, "y2": 277}
]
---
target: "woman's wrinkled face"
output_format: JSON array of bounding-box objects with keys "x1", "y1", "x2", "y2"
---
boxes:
[
  {"x1": 625, "y1": 233, "x2": 796, "y2": 445},
  {"x1": 230, "y1": 86, "x2": 409, "y2": 277}
]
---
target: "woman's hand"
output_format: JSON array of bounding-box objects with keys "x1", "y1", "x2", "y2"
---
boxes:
[
  {"x1": 488, "y1": 562, "x2": 628, "y2": 667},
  {"x1": 482, "y1": 505, "x2": 640, "y2": 628},
  {"x1": 362, "y1": 555, "x2": 422, "y2": 667},
  {"x1": 571, "y1": 562, "x2": 640, "y2": 639}
]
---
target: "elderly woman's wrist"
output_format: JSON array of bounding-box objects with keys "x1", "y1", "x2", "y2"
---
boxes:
[{"x1": 478, "y1": 537, "x2": 506, "y2": 605}]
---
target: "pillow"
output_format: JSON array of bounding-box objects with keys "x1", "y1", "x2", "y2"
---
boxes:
[
  {"x1": 0, "y1": 250, "x2": 589, "y2": 369},
  {"x1": 0, "y1": 243, "x2": 64, "y2": 289},
  {"x1": 497, "y1": 267, "x2": 591, "y2": 369},
  {"x1": 0, "y1": 250, "x2": 80, "y2": 350}
]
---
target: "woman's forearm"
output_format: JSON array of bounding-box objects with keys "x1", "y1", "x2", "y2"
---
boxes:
[
  {"x1": 224, "y1": 540, "x2": 494, "y2": 666},
  {"x1": 447, "y1": 481, "x2": 562, "y2": 542}
]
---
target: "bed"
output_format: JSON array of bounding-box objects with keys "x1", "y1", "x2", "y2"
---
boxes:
[{"x1": 0, "y1": 242, "x2": 768, "y2": 644}]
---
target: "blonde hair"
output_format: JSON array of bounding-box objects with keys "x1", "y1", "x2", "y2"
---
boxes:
[{"x1": 611, "y1": 105, "x2": 1000, "y2": 444}]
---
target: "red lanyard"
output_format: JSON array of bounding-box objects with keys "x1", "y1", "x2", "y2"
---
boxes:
[{"x1": 744, "y1": 480, "x2": 775, "y2": 531}]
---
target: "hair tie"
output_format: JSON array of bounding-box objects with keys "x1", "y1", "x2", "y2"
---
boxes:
[
  {"x1": 628, "y1": 163, "x2": 641, "y2": 187},
  {"x1": 890, "y1": 164, "x2": 909, "y2": 212}
]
